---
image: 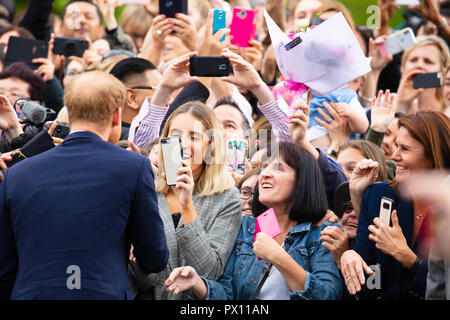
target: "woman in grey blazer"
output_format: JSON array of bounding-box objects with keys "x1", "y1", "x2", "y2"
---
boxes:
[{"x1": 130, "y1": 100, "x2": 242, "y2": 300}]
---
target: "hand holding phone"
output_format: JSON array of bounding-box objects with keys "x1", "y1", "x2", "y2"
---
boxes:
[
  {"x1": 413, "y1": 72, "x2": 442, "y2": 89},
  {"x1": 229, "y1": 7, "x2": 256, "y2": 47},
  {"x1": 382, "y1": 28, "x2": 416, "y2": 56},
  {"x1": 254, "y1": 208, "x2": 281, "y2": 260},
  {"x1": 5, "y1": 37, "x2": 48, "y2": 70},
  {"x1": 159, "y1": 0, "x2": 187, "y2": 18},
  {"x1": 213, "y1": 9, "x2": 226, "y2": 42},
  {"x1": 189, "y1": 56, "x2": 231, "y2": 77},
  {"x1": 161, "y1": 136, "x2": 183, "y2": 186},
  {"x1": 379, "y1": 197, "x2": 394, "y2": 226}
]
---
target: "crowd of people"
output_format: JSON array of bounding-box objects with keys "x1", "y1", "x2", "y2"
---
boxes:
[{"x1": 0, "y1": 0, "x2": 450, "y2": 300}]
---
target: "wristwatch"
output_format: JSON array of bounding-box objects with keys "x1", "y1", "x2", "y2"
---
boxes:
[{"x1": 407, "y1": 256, "x2": 422, "y2": 274}]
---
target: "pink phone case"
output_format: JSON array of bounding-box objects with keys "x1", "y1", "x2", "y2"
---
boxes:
[
  {"x1": 230, "y1": 7, "x2": 256, "y2": 47},
  {"x1": 254, "y1": 208, "x2": 281, "y2": 260}
]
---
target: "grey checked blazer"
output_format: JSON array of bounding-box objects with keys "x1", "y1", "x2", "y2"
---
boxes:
[{"x1": 131, "y1": 187, "x2": 242, "y2": 300}]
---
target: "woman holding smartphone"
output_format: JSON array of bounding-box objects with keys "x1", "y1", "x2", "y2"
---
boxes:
[
  {"x1": 340, "y1": 111, "x2": 450, "y2": 299},
  {"x1": 130, "y1": 101, "x2": 241, "y2": 300},
  {"x1": 164, "y1": 142, "x2": 343, "y2": 300},
  {"x1": 395, "y1": 35, "x2": 450, "y2": 114}
]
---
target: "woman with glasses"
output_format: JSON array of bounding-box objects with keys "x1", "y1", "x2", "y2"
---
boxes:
[
  {"x1": 320, "y1": 140, "x2": 389, "y2": 271},
  {"x1": 236, "y1": 168, "x2": 261, "y2": 216}
]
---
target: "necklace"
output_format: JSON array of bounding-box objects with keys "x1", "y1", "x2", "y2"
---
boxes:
[{"x1": 416, "y1": 214, "x2": 423, "y2": 221}]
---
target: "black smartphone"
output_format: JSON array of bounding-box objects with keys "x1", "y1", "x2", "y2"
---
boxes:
[
  {"x1": 189, "y1": 56, "x2": 231, "y2": 77},
  {"x1": 53, "y1": 37, "x2": 89, "y2": 57},
  {"x1": 160, "y1": 136, "x2": 183, "y2": 186},
  {"x1": 53, "y1": 123, "x2": 71, "y2": 139},
  {"x1": 4, "y1": 152, "x2": 26, "y2": 168},
  {"x1": 413, "y1": 72, "x2": 442, "y2": 89},
  {"x1": 159, "y1": 0, "x2": 188, "y2": 18},
  {"x1": 4, "y1": 37, "x2": 48, "y2": 70}
]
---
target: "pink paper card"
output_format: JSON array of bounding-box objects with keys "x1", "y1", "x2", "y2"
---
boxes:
[{"x1": 254, "y1": 208, "x2": 281, "y2": 260}]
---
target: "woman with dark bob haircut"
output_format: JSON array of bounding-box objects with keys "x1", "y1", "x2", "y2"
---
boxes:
[{"x1": 164, "y1": 141, "x2": 343, "y2": 300}]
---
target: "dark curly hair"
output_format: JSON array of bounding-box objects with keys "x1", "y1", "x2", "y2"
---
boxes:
[{"x1": 0, "y1": 61, "x2": 46, "y2": 103}]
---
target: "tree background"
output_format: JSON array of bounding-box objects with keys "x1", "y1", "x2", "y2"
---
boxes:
[{"x1": 13, "y1": 0, "x2": 404, "y2": 28}]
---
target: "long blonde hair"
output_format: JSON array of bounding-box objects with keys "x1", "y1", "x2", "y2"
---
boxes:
[{"x1": 156, "y1": 101, "x2": 235, "y2": 197}]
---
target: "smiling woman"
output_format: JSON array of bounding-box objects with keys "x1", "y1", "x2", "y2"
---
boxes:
[
  {"x1": 340, "y1": 111, "x2": 450, "y2": 300},
  {"x1": 164, "y1": 141, "x2": 343, "y2": 300},
  {"x1": 130, "y1": 100, "x2": 242, "y2": 300}
]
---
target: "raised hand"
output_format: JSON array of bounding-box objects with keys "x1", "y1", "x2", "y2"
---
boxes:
[
  {"x1": 396, "y1": 69, "x2": 425, "y2": 113},
  {"x1": 172, "y1": 13, "x2": 198, "y2": 51},
  {"x1": 368, "y1": 36, "x2": 393, "y2": 71},
  {"x1": 315, "y1": 102, "x2": 351, "y2": 149},
  {"x1": 244, "y1": 39, "x2": 263, "y2": 71},
  {"x1": 221, "y1": 50, "x2": 263, "y2": 91},
  {"x1": 197, "y1": 9, "x2": 230, "y2": 56},
  {"x1": 370, "y1": 89, "x2": 396, "y2": 133},
  {"x1": 0, "y1": 94, "x2": 23, "y2": 142},
  {"x1": 172, "y1": 159, "x2": 195, "y2": 209},
  {"x1": 94, "y1": 0, "x2": 119, "y2": 30},
  {"x1": 349, "y1": 159, "x2": 379, "y2": 216},
  {"x1": 340, "y1": 250, "x2": 374, "y2": 295},
  {"x1": 151, "y1": 51, "x2": 198, "y2": 106}
]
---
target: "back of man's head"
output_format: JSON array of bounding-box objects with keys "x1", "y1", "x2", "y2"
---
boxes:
[
  {"x1": 109, "y1": 57, "x2": 156, "y2": 85},
  {"x1": 64, "y1": 71, "x2": 125, "y2": 128}
]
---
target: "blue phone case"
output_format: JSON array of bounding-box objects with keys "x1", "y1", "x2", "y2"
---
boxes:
[{"x1": 213, "y1": 9, "x2": 226, "y2": 42}]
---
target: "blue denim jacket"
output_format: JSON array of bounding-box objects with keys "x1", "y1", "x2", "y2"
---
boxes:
[{"x1": 202, "y1": 216, "x2": 343, "y2": 300}]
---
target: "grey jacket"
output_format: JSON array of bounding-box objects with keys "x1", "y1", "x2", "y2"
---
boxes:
[{"x1": 131, "y1": 187, "x2": 242, "y2": 300}]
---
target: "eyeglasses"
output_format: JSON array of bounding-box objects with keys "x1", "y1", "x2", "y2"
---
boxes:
[
  {"x1": 240, "y1": 188, "x2": 254, "y2": 200},
  {"x1": 130, "y1": 86, "x2": 154, "y2": 90}
]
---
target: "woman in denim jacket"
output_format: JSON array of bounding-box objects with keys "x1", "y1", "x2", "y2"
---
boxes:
[{"x1": 164, "y1": 142, "x2": 343, "y2": 300}]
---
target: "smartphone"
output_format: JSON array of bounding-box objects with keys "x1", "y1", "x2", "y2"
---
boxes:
[
  {"x1": 379, "y1": 197, "x2": 394, "y2": 226},
  {"x1": 229, "y1": 7, "x2": 256, "y2": 47},
  {"x1": 226, "y1": 139, "x2": 248, "y2": 175},
  {"x1": 4, "y1": 37, "x2": 48, "y2": 70},
  {"x1": 213, "y1": 9, "x2": 226, "y2": 42},
  {"x1": 413, "y1": 72, "x2": 442, "y2": 89},
  {"x1": 393, "y1": 0, "x2": 420, "y2": 5},
  {"x1": 160, "y1": 136, "x2": 183, "y2": 186},
  {"x1": 254, "y1": 208, "x2": 281, "y2": 241},
  {"x1": 53, "y1": 37, "x2": 89, "y2": 57},
  {"x1": 189, "y1": 56, "x2": 231, "y2": 77},
  {"x1": 382, "y1": 28, "x2": 416, "y2": 56},
  {"x1": 53, "y1": 123, "x2": 71, "y2": 139},
  {"x1": 4, "y1": 152, "x2": 26, "y2": 168},
  {"x1": 159, "y1": 0, "x2": 187, "y2": 18}
]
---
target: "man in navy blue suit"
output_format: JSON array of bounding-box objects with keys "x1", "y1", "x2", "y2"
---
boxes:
[{"x1": 0, "y1": 71, "x2": 168, "y2": 299}]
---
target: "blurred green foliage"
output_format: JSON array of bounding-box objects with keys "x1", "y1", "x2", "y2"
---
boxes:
[{"x1": 14, "y1": 0, "x2": 406, "y2": 28}]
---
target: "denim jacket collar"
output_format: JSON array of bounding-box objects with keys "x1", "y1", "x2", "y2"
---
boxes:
[{"x1": 247, "y1": 220, "x2": 312, "y2": 235}]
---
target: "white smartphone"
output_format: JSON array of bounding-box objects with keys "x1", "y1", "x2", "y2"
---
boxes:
[
  {"x1": 383, "y1": 28, "x2": 416, "y2": 56},
  {"x1": 379, "y1": 197, "x2": 394, "y2": 226},
  {"x1": 160, "y1": 136, "x2": 183, "y2": 186},
  {"x1": 393, "y1": 0, "x2": 420, "y2": 5}
]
